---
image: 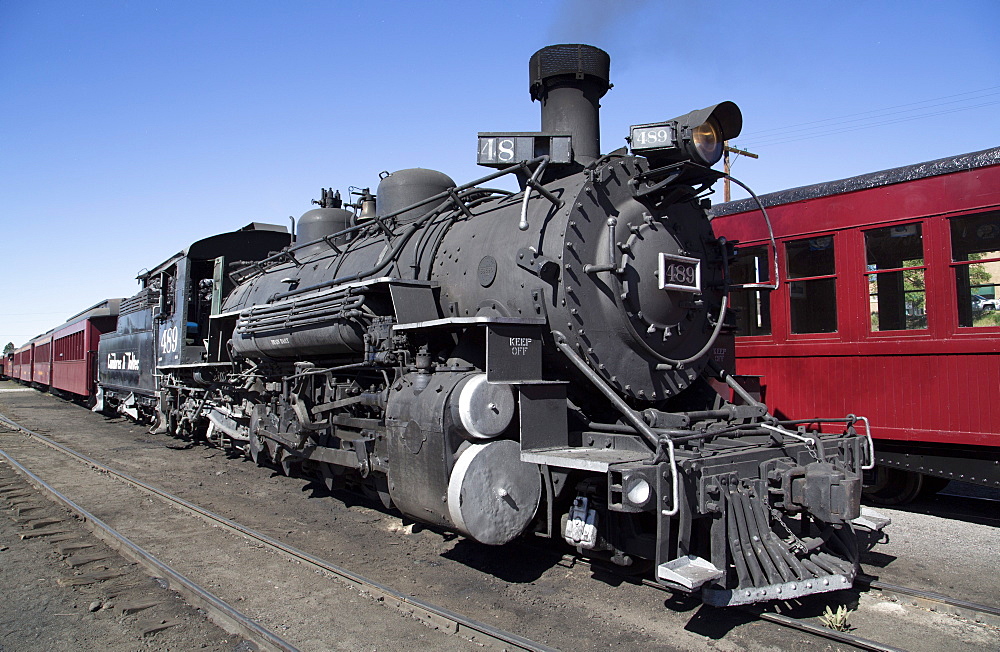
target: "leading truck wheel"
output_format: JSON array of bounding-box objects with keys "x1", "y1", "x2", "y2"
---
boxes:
[
  {"x1": 247, "y1": 405, "x2": 271, "y2": 465},
  {"x1": 447, "y1": 440, "x2": 541, "y2": 545},
  {"x1": 247, "y1": 430, "x2": 268, "y2": 464},
  {"x1": 863, "y1": 466, "x2": 924, "y2": 506}
]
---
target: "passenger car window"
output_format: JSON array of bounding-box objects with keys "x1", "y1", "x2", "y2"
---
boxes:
[
  {"x1": 785, "y1": 237, "x2": 837, "y2": 334},
  {"x1": 864, "y1": 223, "x2": 926, "y2": 331},
  {"x1": 730, "y1": 246, "x2": 772, "y2": 336},
  {"x1": 952, "y1": 211, "x2": 1000, "y2": 328}
]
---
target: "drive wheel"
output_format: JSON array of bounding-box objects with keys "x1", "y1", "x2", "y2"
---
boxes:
[{"x1": 863, "y1": 466, "x2": 923, "y2": 506}]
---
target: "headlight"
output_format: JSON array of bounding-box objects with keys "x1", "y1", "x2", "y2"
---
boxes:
[
  {"x1": 625, "y1": 477, "x2": 652, "y2": 507},
  {"x1": 629, "y1": 101, "x2": 741, "y2": 168},
  {"x1": 690, "y1": 119, "x2": 723, "y2": 165}
]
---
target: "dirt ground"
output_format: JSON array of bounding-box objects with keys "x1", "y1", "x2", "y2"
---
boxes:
[
  {"x1": 1, "y1": 383, "x2": 998, "y2": 651},
  {"x1": 0, "y1": 466, "x2": 242, "y2": 652}
]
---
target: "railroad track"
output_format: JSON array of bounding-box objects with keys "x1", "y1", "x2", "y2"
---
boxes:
[
  {"x1": 747, "y1": 580, "x2": 999, "y2": 650},
  {"x1": 635, "y1": 572, "x2": 999, "y2": 651},
  {"x1": 579, "y1": 540, "x2": 995, "y2": 651},
  {"x1": 744, "y1": 577, "x2": 1000, "y2": 650},
  {"x1": 528, "y1": 553, "x2": 1000, "y2": 652},
  {"x1": 0, "y1": 451, "x2": 299, "y2": 651},
  {"x1": 855, "y1": 575, "x2": 1000, "y2": 628},
  {"x1": 630, "y1": 576, "x2": 906, "y2": 652},
  {"x1": 2, "y1": 400, "x2": 996, "y2": 652},
  {"x1": 0, "y1": 412, "x2": 555, "y2": 652}
]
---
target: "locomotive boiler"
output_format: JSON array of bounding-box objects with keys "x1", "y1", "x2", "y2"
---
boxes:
[{"x1": 149, "y1": 44, "x2": 874, "y2": 606}]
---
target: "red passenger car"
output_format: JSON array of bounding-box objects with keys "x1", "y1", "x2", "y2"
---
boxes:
[
  {"x1": 712, "y1": 147, "x2": 1000, "y2": 503},
  {"x1": 50, "y1": 299, "x2": 121, "y2": 399},
  {"x1": 10, "y1": 349, "x2": 20, "y2": 381},
  {"x1": 13, "y1": 342, "x2": 33, "y2": 383},
  {"x1": 32, "y1": 332, "x2": 54, "y2": 386}
]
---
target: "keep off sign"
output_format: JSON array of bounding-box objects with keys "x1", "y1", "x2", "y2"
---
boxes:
[{"x1": 486, "y1": 325, "x2": 543, "y2": 383}]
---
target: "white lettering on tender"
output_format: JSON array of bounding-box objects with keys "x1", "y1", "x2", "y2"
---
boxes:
[
  {"x1": 107, "y1": 352, "x2": 140, "y2": 372},
  {"x1": 509, "y1": 337, "x2": 532, "y2": 356}
]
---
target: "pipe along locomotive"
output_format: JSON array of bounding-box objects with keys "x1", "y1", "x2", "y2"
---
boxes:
[{"x1": 92, "y1": 45, "x2": 876, "y2": 606}]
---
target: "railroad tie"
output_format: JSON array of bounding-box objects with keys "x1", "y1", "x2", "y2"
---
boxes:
[
  {"x1": 14, "y1": 504, "x2": 47, "y2": 517},
  {"x1": 2, "y1": 491, "x2": 33, "y2": 499},
  {"x1": 118, "y1": 599, "x2": 163, "y2": 615},
  {"x1": 141, "y1": 619, "x2": 183, "y2": 637},
  {"x1": 57, "y1": 541, "x2": 97, "y2": 555},
  {"x1": 57, "y1": 570, "x2": 124, "y2": 586},
  {"x1": 19, "y1": 527, "x2": 70, "y2": 539},
  {"x1": 66, "y1": 551, "x2": 113, "y2": 568}
]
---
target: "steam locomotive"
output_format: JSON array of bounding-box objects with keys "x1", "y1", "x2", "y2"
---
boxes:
[{"x1": 90, "y1": 44, "x2": 875, "y2": 606}]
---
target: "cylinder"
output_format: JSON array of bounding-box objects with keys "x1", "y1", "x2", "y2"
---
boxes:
[{"x1": 450, "y1": 373, "x2": 516, "y2": 439}]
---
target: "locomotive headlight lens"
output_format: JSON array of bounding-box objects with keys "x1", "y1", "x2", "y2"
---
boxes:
[
  {"x1": 691, "y1": 119, "x2": 723, "y2": 165},
  {"x1": 625, "y1": 477, "x2": 652, "y2": 507}
]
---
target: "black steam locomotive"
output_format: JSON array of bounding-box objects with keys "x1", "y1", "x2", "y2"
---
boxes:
[{"x1": 96, "y1": 45, "x2": 873, "y2": 606}]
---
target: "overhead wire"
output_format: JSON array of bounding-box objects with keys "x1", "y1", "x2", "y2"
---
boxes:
[
  {"x1": 739, "y1": 99, "x2": 1000, "y2": 149},
  {"x1": 742, "y1": 96, "x2": 1000, "y2": 144},
  {"x1": 735, "y1": 86, "x2": 1000, "y2": 150},
  {"x1": 739, "y1": 86, "x2": 1000, "y2": 140}
]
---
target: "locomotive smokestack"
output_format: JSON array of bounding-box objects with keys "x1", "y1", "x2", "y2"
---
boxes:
[{"x1": 529, "y1": 44, "x2": 611, "y2": 164}]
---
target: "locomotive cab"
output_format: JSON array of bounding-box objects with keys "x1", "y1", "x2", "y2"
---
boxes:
[{"x1": 96, "y1": 223, "x2": 290, "y2": 425}]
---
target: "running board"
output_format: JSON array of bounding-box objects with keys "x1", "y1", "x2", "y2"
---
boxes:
[{"x1": 520, "y1": 447, "x2": 647, "y2": 473}]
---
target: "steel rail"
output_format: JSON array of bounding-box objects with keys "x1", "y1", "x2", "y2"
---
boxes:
[
  {"x1": 0, "y1": 446, "x2": 299, "y2": 652},
  {"x1": 0, "y1": 412, "x2": 556, "y2": 652},
  {"x1": 641, "y1": 570, "x2": 1000, "y2": 648},
  {"x1": 535, "y1": 549, "x2": 901, "y2": 652},
  {"x1": 636, "y1": 577, "x2": 901, "y2": 652},
  {"x1": 752, "y1": 610, "x2": 906, "y2": 652},
  {"x1": 857, "y1": 575, "x2": 1000, "y2": 628}
]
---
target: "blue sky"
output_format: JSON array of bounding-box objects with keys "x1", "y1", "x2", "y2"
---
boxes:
[{"x1": 2, "y1": 0, "x2": 998, "y2": 349}]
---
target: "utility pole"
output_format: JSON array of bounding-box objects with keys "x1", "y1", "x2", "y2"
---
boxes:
[{"x1": 723, "y1": 142, "x2": 758, "y2": 202}]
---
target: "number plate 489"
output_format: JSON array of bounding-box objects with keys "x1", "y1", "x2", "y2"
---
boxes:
[{"x1": 658, "y1": 253, "x2": 701, "y2": 292}]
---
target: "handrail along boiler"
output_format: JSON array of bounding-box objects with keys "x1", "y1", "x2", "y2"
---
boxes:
[{"x1": 116, "y1": 45, "x2": 872, "y2": 606}]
